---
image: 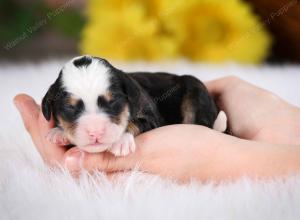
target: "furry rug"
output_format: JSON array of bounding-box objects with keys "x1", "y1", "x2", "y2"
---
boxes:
[{"x1": 1, "y1": 59, "x2": 300, "y2": 220}]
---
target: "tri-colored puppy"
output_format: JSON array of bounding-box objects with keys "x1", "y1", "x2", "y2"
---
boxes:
[{"x1": 42, "y1": 55, "x2": 227, "y2": 156}]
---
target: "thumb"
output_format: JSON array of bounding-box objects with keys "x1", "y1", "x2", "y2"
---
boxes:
[
  {"x1": 205, "y1": 76, "x2": 239, "y2": 97},
  {"x1": 14, "y1": 94, "x2": 40, "y2": 134},
  {"x1": 64, "y1": 147, "x2": 139, "y2": 174}
]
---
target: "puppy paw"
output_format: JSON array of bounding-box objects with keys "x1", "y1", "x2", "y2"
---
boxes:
[
  {"x1": 46, "y1": 127, "x2": 69, "y2": 145},
  {"x1": 109, "y1": 133, "x2": 136, "y2": 156}
]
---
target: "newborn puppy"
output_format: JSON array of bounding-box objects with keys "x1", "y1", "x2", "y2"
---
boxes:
[{"x1": 42, "y1": 55, "x2": 227, "y2": 156}]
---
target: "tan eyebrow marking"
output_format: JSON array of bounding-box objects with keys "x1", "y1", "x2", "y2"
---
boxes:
[
  {"x1": 68, "y1": 95, "x2": 80, "y2": 106},
  {"x1": 103, "y1": 91, "x2": 113, "y2": 101}
]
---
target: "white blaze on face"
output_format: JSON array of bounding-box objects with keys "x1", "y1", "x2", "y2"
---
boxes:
[
  {"x1": 61, "y1": 56, "x2": 125, "y2": 149},
  {"x1": 63, "y1": 56, "x2": 110, "y2": 113}
]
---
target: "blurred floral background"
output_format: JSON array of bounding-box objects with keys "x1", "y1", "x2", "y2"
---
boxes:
[{"x1": 0, "y1": 0, "x2": 299, "y2": 63}]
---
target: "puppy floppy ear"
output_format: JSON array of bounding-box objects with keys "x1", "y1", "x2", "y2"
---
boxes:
[
  {"x1": 122, "y1": 75, "x2": 140, "y2": 102},
  {"x1": 41, "y1": 78, "x2": 62, "y2": 121},
  {"x1": 121, "y1": 74, "x2": 144, "y2": 116},
  {"x1": 121, "y1": 73, "x2": 163, "y2": 133}
]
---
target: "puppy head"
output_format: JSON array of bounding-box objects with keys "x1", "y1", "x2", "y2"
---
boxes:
[{"x1": 42, "y1": 55, "x2": 139, "y2": 152}]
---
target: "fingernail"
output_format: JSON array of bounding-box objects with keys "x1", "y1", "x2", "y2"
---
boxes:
[{"x1": 64, "y1": 150, "x2": 84, "y2": 172}]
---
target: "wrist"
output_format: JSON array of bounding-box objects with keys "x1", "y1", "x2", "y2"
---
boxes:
[{"x1": 252, "y1": 104, "x2": 300, "y2": 146}]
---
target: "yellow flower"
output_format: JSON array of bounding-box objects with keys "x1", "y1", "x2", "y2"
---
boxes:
[
  {"x1": 81, "y1": 0, "x2": 178, "y2": 60},
  {"x1": 80, "y1": 0, "x2": 271, "y2": 63},
  {"x1": 161, "y1": 0, "x2": 271, "y2": 63}
]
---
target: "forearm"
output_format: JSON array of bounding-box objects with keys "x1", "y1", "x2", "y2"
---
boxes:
[
  {"x1": 252, "y1": 104, "x2": 300, "y2": 146},
  {"x1": 207, "y1": 136, "x2": 300, "y2": 182},
  {"x1": 134, "y1": 125, "x2": 300, "y2": 183}
]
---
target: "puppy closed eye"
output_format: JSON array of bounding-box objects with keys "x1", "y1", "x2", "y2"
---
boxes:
[
  {"x1": 97, "y1": 93, "x2": 126, "y2": 117},
  {"x1": 60, "y1": 100, "x2": 84, "y2": 121},
  {"x1": 64, "y1": 104, "x2": 76, "y2": 113},
  {"x1": 97, "y1": 96, "x2": 109, "y2": 107},
  {"x1": 98, "y1": 94, "x2": 124, "y2": 107},
  {"x1": 109, "y1": 93, "x2": 127, "y2": 108}
]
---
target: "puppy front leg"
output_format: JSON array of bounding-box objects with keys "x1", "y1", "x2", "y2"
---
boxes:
[
  {"x1": 109, "y1": 118, "x2": 156, "y2": 157},
  {"x1": 109, "y1": 132, "x2": 136, "y2": 156},
  {"x1": 46, "y1": 127, "x2": 70, "y2": 145}
]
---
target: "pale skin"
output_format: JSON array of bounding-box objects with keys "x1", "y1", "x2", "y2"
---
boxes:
[{"x1": 14, "y1": 76, "x2": 300, "y2": 183}]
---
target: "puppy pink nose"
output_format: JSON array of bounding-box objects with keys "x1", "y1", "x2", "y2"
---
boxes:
[{"x1": 87, "y1": 130, "x2": 104, "y2": 140}]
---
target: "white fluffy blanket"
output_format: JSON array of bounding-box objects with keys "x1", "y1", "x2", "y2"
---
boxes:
[{"x1": 1, "y1": 60, "x2": 300, "y2": 220}]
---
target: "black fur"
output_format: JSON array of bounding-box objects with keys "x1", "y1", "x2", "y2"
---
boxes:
[
  {"x1": 109, "y1": 67, "x2": 163, "y2": 133},
  {"x1": 41, "y1": 72, "x2": 63, "y2": 121},
  {"x1": 42, "y1": 71, "x2": 85, "y2": 126},
  {"x1": 73, "y1": 56, "x2": 92, "y2": 68},
  {"x1": 127, "y1": 72, "x2": 218, "y2": 130}
]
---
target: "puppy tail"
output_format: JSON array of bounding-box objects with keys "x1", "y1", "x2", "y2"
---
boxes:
[{"x1": 213, "y1": 111, "x2": 227, "y2": 132}]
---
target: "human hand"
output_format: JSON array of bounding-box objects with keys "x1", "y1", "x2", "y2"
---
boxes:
[
  {"x1": 13, "y1": 94, "x2": 232, "y2": 181},
  {"x1": 206, "y1": 76, "x2": 300, "y2": 145},
  {"x1": 14, "y1": 94, "x2": 67, "y2": 166},
  {"x1": 14, "y1": 93, "x2": 300, "y2": 182},
  {"x1": 13, "y1": 94, "x2": 135, "y2": 173}
]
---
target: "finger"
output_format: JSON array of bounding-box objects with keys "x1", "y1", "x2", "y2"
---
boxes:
[
  {"x1": 13, "y1": 93, "x2": 54, "y2": 146},
  {"x1": 14, "y1": 94, "x2": 40, "y2": 135},
  {"x1": 37, "y1": 111, "x2": 67, "y2": 165},
  {"x1": 205, "y1": 76, "x2": 240, "y2": 97},
  {"x1": 14, "y1": 94, "x2": 66, "y2": 166},
  {"x1": 64, "y1": 147, "x2": 139, "y2": 173}
]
